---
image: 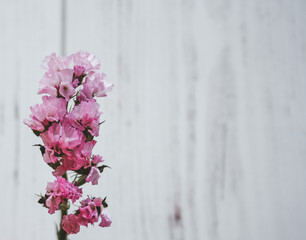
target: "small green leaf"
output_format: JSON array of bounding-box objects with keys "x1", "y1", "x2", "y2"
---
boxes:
[{"x1": 33, "y1": 144, "x2": 45, "y2": 155}]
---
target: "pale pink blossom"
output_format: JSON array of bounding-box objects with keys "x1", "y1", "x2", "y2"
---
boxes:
[
  {"x1": 78, "y1": 73, "x2": 114, "y2": 101},
  {"x1": 23, "y1": 96, "x2": 67, "y2": 132},
  {"x1": 69, "y1": 99, "x2": 101, "y2": 136},
  {"x1": 62, "y1": 214, "x2": 80, "y2": 234},
  {"x1": 71, "y1": 51, "x2": 101, "y2": 73},
  {"x1": 86, "y1": 166, "x2": 101, "y2": 185},
  {"x1": 80, "y1": 140, "x2": 96, "y2": 158},
  {"x1": 38, "y1": 73, "x2": 60, "y2": 96},
  {"x1": 57, "y1": 69, "x2": 75, "y2": 101},
  {"x1": 41, "y1": 53, "x2": 72, "y2": 74},
  {"x1": 38, "y1": 53, "x2": 72, "y2": 96},
  {"x1": 60, "y1": 120, "x2": 85, "y2": 150},
  {"x1": 38, "y1": 69, "x2": 75, "y2": 100},
  {"x1": 40, "y1": 122, "x2": 61, "y2": 152}
]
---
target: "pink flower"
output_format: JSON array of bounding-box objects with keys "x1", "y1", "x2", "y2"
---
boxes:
[
  {"x1": 86, "y1": 166, "x2": 101, "y2": 185},
  {"x1": 78, "y1": 73, "x2": 114, "y2": 101},
  {"x1": 69, "y1": 99, "x2": 101, "y2": 136},
  {"x1": 62, "y1": 214, "x2": 80, "y2": 234},
  {"x1": 38, "y1": 73, "x2": 60, "y2": 96},
  {"x1": 60, "y1": 120, "x2": 85, "y2": 150},
  {"x1": 40, "y1": 122, "x2": 61, "y2": 153},
  {"x1": 25, "y1": 51, "x2": 113, "y2": 236},
  {"x1": 80, "y1": 140, "x2": 96, "y2": 158},
  {"x1": 40, "y1": 121, "x2": 84, "y2": 155},
  {"x1": 92, "y1": 155, "x2": 103, "y2": 164},
  {"x1": 23, "y1": 96, "x2": 67, "y2": 132},
  {"x1": 52, "y1": 140, "x2": 96, "y2": 176},
  {"x1": 41, "y1": 53, "x2": 72, "y2": 74},
  {"x1": 45, "y1": 194, "x2": 62, "y2": 214},
  {"x1": 99, "y1": 212, "x2": 112, "y2": 227},
  {"x1": 71, "y1": 51, "x2": 101, "y2": 73},
  {"x1": 43, "y1": 148, "x2": 58, "y2": 164},
  {"x1": 78, "y1": 198, "x2": 102, "y2": 226},
  {"x1": 38, "y1": 69, "x2": 75, "y2": 100},
  {"x1": 74, "y1": 65, "x2": 86, "y2": 77},
  {"x1": 45, "y1": 177, "x2": 82, "y2": 214},
  {"x1": 54, "y1": 151, "x2": 90, "y2": 175},
  {"x1": 57, "y1": 69, "x2": 75, "y2": 101}
]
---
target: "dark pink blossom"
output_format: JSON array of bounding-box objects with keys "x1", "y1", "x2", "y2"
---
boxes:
[
  {"x1": 78, "y1": 198, "x2": 102, "y2": 226},
  {"x1": 74, "y1": 65, "x2": 86, "y2": 77},
  {"x1": 43, "y1": 148, "x2": 58, "y2": 164},
  {"x1": 62, "y1": 214, "x2": 80, "y2": 234},
  {"x1": 92, "y1": 155, "x2": 103, "y2": 165},
  {"x1": 52, "y1": 140, "x2": 96, "y2": 176},
  {"x1": 53, "y1": 152, "x2": 90, "y2": 176},
  {"x1": 45, "y1": 177, "x2": 82, "y2": 214},
  {"x1": 99, "y1": 212, "x2": 112, "y2": 227},
  {"x1": 40, "y1": 121, "x2": 84, "y2": 155}
]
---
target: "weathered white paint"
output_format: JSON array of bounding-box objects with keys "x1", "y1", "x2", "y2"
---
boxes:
[
  {"x1": 0, "y1": 0, "x2": 305, "y2": 239},
  {"x1": 0, "y1": 1, "x2": 63, "y2": 239}
]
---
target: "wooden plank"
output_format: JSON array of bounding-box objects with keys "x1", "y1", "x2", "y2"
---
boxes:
[
  {"x1": 64, "y1": 0, "x2": 306, "y2": 240},
  {"x1": 0, "y1": 1, "x2": 62, "y2": 239},
  {"x1": 0, "y1": 0, "x2": 305, "y2": 239}
]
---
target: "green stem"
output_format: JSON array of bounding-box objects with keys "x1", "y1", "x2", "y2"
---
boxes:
[
  {"x1": 57, "y1": 173, "x2": 68, "y2": 240},
  {"x1": 58, "y1": 208, "x2": 68, "y2": 240}
]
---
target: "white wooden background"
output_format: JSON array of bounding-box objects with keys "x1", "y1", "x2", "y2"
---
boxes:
[{"x1": 0, "y1": 0, "x2": 305, "y2": 239}]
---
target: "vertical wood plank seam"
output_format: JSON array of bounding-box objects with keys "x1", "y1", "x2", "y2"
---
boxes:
[{"x1": 61, "y1": 0, "x2": 67, "y2": 56}]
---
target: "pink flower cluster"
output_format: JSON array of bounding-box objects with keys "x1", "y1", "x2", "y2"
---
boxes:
[
  {"x1": 46, "y1": 177, "x2": 82, "y2": 214},
  {"x1": 62, "y1": 197, "x2": 112, "y2": 234},
  {"x1": 24, "y1": 51, "x2": 113, "y2": 235}
]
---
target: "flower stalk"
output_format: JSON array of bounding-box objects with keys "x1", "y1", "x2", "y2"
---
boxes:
[
  {"x1": 58, "y1": 208, "x2": 68, "y2": 240},
  {"x1": 24, "y1": 51, "x2": 113, "y2": 237}
]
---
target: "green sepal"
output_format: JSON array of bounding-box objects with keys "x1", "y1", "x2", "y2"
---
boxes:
[
  {"x1": 32, "y1": 129, "x2": 41, "y2": 136},
  {"x1": 98, "y1": 165, "x2": 111, "y2": 173},
  {"x1": 83, "y1": 129, "x2": 94, "y2": 142},
  {"x1": 76, "y1": 175, "x2": 87, "y2": 187},
  {"x1": 48, "y1": 161, "x2": 60, "y2": 170},
  {"x1": 102, "y1": 197, "x2": 108, "y2": 208},
  {"x1": 33, "y1": 144, "x2": 45, "y2": 155}
]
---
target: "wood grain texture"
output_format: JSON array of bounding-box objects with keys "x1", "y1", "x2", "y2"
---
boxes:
[
  {"x1": 0, "y1": 0, "x2": 305, "y2": 239},
  {"x1": 0, "y1": 1, "x2": 63, "y2": 239}
]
